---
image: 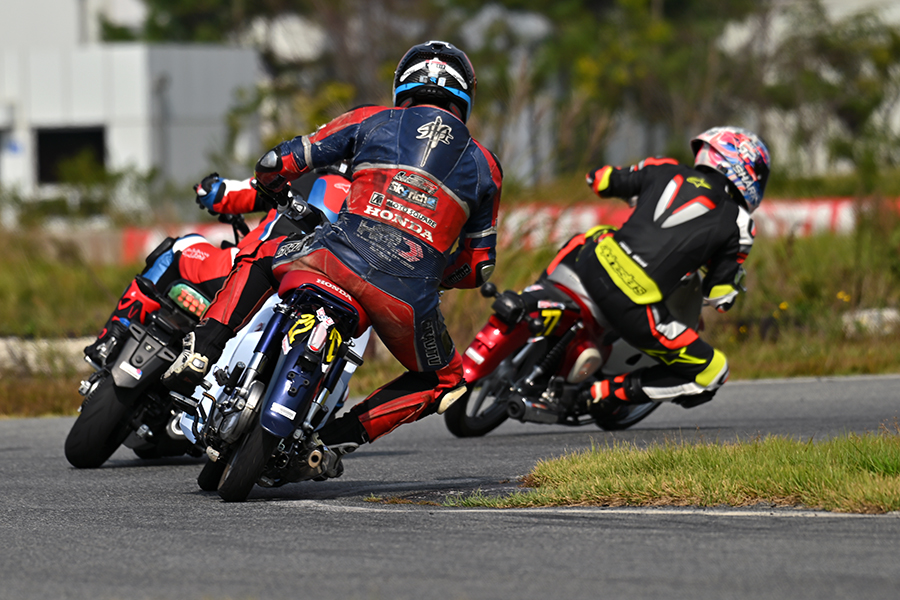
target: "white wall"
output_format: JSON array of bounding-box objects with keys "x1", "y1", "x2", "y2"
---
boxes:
[
  {"x1": 0, "y1": 0, "x2": 81, "y2": 48},
  {"x1": 0, "y1": 43, "x2": 258, "y2": 194}
]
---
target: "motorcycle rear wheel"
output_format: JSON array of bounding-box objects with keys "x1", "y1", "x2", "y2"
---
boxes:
[
  {"x1": 593, "y1": 401, "x2": 661, "y2": 431},
  {"x1": 443, "y1": 367, "x2": 512, "y2": 438},
  {"x1": 64, "y1": 375, "x2": 134, "y2": 468},
  {"x1": 217, "y1": 422, "x2": 279, "y2": 502}
]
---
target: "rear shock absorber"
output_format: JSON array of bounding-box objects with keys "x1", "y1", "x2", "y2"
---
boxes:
[{"x1": 517, "y1": 322, "x2": 583, "y2": 392}]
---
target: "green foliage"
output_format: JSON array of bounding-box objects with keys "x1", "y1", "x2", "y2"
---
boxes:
[
  {"x1": 765, "y1": 2, "x2": 900, "y2": 175},
  {"x1": 0, "y1": 231, "x2": 140, "y2": 338}
]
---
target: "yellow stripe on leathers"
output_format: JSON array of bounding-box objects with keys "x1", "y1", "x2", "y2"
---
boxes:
[{"x1": 594, "y1": 236, "x2": 663, "y2": 304}]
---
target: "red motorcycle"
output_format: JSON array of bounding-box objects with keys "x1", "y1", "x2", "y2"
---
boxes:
[{"x1": 443, "y1": 257, "x2": 703, "y2": 437}]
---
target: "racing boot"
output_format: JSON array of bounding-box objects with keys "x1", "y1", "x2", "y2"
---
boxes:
[
  {"x1": 162, "y1": 319, "x2": 233, "y2": 396},
  {"x1": 84, "y1": 277, "x2": 161, "y2": 367},
  {"x1": 83, "y1": 319, "x2": 129, "y2": 368},
  {"x1": 586, "y1": 372, "x2": 650, "y2": 420}
]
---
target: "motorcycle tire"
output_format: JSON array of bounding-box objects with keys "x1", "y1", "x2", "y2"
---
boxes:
[
  {"x1": 443, "y1": 369, "x2": 511, "y2": 438},
  {"x1": 197, "y1": 457, "x2": 227, "y2": 492},
  {"x1": 217, "y1": 422, "x2": 279, "y2": 502},
  {"x1": 594, "y1": 401, "x2": 662, "y2": 431},
  {"x1": 64, "y1": 375, "x2": 134, "y2": 468}
]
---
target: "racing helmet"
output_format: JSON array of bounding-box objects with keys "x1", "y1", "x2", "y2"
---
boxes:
[
  {"x1": 691, "y1": 126, "x2": 771, "y2": 213},
  {"x1": 393, "y1": 40, "x2": 477, "y2": 123}
]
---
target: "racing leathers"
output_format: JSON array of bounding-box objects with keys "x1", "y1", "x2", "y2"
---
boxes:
[
  {"x1": 577, "y1": 157, "x2": 754, "y2": 410},
  {"x1": 250, "y1": 104, "x2": 502, "y2": 445},
  {"x1": 85, "y1": 173, "x2": 344, "y2": 367}
]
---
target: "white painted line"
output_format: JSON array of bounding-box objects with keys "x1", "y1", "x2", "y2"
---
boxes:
[
  {"x1": 281, "y1": 500, "x2": 900, "y2": 519},
  {"x1": 727, "y1": 373, "x2": 900, "y2": 386}
]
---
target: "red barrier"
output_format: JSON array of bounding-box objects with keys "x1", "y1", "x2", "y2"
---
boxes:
[{"x1": 117, "y1": 198, "x2": 868, "y2": 264}]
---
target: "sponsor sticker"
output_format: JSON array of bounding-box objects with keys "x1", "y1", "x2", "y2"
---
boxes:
[
  {"x1": 118, "y1": 362, "x2": 142, "y2": 380},
  {"x1": 464, "y1": 347, "x2": 485, "y2": 365},
  {"x1": 537, "y1": 300, "x2": 566, "y2": 310},
  {"x1": 271, "y1": 402, "x2": 296, "y2": 421},
  {"x1": 181, "y1": 247, "x2": 210, "y2": 261}
]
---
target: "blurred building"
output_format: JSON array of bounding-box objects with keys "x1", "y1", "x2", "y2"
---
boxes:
[{"x1": 0, "y1": 0, "x2": 259, "y2": 200}]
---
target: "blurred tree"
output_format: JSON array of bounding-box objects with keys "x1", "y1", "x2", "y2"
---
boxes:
[
  {"x1": 764, "y1": 1, "x2": 900, "y2": 185},
  {"x1": 118, "y1": 0, "x2": 900, "y2": 186}
]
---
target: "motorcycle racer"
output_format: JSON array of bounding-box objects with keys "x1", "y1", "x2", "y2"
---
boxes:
[
  {"x1": 577, "y1": 126, "x2": 770, "y2": 415},
  {"x1": 163, "y1": 40, "x2": 502, "y2": 453},
  {"x1": 83, "y1": 168, "x2": 349, "y2": 368}
]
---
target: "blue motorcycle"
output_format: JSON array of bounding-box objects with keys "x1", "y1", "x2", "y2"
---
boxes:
[{"x1": 176, "y1": 270, "x2": 371, "y2": 502}]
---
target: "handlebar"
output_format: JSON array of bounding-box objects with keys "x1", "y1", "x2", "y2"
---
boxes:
[{"x1": 217, "y1": 213, "x2": 251, "y2": 242}]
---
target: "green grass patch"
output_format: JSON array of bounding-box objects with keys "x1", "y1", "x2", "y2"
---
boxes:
[
  {"x1": 0, "y1": 370, "x2": 85, "y2": 418},
  {"x1": 0, "y1": 229, "x2": 141, "y2": 338},
  {"x1": 447, "y1": 426, "x2": 900, "y2": 514}
]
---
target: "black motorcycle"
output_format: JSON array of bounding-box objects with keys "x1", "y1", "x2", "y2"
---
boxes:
[{"x1": 64, "y1": 215, "x2": 249, "y2": 468}]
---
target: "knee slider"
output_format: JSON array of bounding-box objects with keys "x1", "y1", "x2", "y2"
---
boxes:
[{"x1": 695, "y1": 349, "x2": 729, "y2": 393}]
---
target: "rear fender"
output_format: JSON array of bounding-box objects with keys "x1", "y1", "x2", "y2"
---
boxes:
[
  {"x1": 259, "y1": 332, "x2": 326, "y2": 439},
  {"x1": 109, "y1": 324, "x2": 178, "y2": 393}
]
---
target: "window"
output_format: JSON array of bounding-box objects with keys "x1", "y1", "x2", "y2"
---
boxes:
[{"x1": 36, "y1": 127, "x2": 105, "y2": 184}]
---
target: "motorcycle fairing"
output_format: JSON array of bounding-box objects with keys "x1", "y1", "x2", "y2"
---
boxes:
[
  {"x1": 543, "y1": 262, "x2": 607, "y2": 332},
  {"x1": 259, "y1": 284, "x2": 362, "y2": 438}
]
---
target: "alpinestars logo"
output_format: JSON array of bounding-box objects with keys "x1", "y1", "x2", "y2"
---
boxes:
[{"x1": 416, "y1": 116, "x2": 453, "y2": 166}]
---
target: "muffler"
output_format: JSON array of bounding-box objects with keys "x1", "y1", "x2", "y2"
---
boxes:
[
  {"x1": 507, "y1": 396, "x2": 559, "y2": 424},
  {"x1": 307, "y1": 447, "x2": 324, "y2": 469}
]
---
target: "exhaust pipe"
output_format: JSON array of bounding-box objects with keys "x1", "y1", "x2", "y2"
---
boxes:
[
  {"x1": 307, "y1": 448, "x2": 324, "y2": 468},
  {"x1": 507, "y1": 396, "x2": 559, "y2": 424}
]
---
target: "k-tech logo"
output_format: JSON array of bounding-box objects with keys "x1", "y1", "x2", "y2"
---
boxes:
[{"x1": 388, "y1": 180, "x2": 438, "y2": 210}]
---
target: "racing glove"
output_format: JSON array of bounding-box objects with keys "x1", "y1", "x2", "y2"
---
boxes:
[
  {"x1": 195, "y1": 173, "x2": 226, "y2": 214},
  {"x1": 586, "y1": 166, "x2": 613, "y2": 195},
  {"x1": 704, "y1": 268, "x2": 746, "y2": 313}
]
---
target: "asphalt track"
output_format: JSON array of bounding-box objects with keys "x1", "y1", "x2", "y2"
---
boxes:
[{"x1": 1, "y1": 374, "x2": 899, "y2": 600}]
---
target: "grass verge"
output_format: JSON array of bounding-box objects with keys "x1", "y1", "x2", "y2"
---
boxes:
[
  {"x1": 446, "y1": 426, "x2": 900, "y2": 514},
  {"x1": 0, "y1": 371, "x2": 86, "y2": 418}
]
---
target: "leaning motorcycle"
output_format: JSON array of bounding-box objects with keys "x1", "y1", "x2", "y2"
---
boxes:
[
  {"x1": 175, "y1": 269, "x2": 370, "y2": 502},
  {"x1": 443, "y1": 254, "x2": 703, "y2": 437},
  {"x1": 64, "y1": 214, "x2": 251, "y2": 468}
]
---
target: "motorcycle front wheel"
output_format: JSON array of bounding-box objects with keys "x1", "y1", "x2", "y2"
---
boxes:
[
  {"x1": 197, "y1": 457, "x2": 227, "y2": 491},
  {"x1": 65, "y1": 375, "x2": 135, "y2": 468},
  {"x1": 443, "y1": 360, "x2": 515, "y2": 437},
  {"x1": 594, "y1": 401, "x2": 661, "y2": 431},
  {"x1": 217, "y1": 422, "x2": 279, "y2": 502}
]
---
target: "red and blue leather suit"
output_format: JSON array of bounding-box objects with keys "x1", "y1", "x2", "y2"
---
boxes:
[
  {"x1": 258, "y1": 104, "x2": 503, "y2": 443},
  {"x1": 196, "y1": 174, "x2": 349, "y2": 330},
  {"x1": 95, "y1": 174, "x2": 347, "y2": 350}
]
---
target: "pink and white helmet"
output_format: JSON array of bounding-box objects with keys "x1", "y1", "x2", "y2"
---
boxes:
[{"x1": 691, "y1": 127, "x2": 771, "y2": 213}]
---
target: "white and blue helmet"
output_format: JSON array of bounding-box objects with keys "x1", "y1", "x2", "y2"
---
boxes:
[{"x1": 393, "y1": 40, "x2": 477, "y2": 123}]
